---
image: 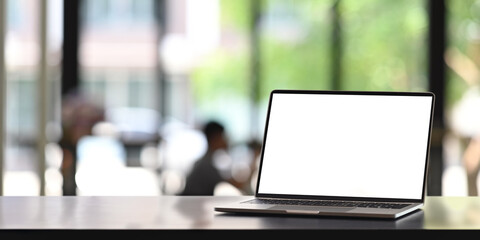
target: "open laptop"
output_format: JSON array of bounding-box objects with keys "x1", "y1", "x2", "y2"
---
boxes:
[{"x1": 215, "y1": 89, "x2": 435, "y2": 219}]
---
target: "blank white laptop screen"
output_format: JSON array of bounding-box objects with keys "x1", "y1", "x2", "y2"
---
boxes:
[{"x1": 257, "y1": 92, "x2": 433, "y2": 200}]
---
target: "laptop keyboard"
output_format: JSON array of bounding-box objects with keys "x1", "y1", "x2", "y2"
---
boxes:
[{"x1": 244, "y1": 199, "x2": 410, "y2": 209}]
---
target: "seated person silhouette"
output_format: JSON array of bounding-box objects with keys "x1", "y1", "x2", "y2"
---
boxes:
[{"x1": 180, "y1": 120, "x2": 249, "y2": 195}]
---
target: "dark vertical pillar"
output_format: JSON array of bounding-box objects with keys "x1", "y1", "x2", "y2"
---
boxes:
[
  {"x1": 154, "y1": 0, "x2": 167, "y2": 119},
  {"x1": 62, "y1": 0, "x2": 81, "y2": 96},
  {"x1": 331, "y1": 0, "x2": 342, "y2": 90},
  {"x1": 249, "y1": 0, "x2": 262, "y2": 140},
  {"x1": 427, "y1": 0, "x2": 446, "y2": 196},
  {"x1": 60, "y1": 0, "x2": 82, "y2": 196}
]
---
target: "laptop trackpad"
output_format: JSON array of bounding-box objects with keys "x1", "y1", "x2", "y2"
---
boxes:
[{"x1": 269, "y1": 206, "x2": 355, "y2": 214}]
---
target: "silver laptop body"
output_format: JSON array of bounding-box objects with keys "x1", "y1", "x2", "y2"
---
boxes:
[{"x1": 215, "y1": 89, "x2": 435, "y2": 219}]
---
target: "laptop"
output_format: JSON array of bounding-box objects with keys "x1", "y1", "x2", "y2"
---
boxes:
[{"x1": 215, "y1": 89, "x2": 435, "y2": 219}]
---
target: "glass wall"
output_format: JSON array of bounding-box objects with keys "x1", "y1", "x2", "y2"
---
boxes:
[{"x1": 2, "y1": 0, "x2": 480, "y2": 196}]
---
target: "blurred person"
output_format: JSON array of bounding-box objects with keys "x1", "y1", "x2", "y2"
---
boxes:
[
  {"x1": 58, "y1": 90, "x2": 105, "y2": 195},
  {"x1": 452, "y1": 87, "x2": 480, "y2": 195},
  {"x1": 464, "y1": 136, "x2": 480, "y2": 195},
  {"x1": 180, "y1": 120, "x2": 254, "y2": 195},
  {"x1": 446, "y1": 47, "x2": 480, "y2": 195}
]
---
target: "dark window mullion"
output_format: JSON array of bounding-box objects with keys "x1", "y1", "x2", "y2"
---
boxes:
[
  {"x1": 331, "y1": 0, "x2": 342, "y2": 91},
  {"x1": 427, "y1": 0, "x2": 446, "y2": 196},
  {"x1": 249, "y1": 0, "x2": 262, "y2": 139},
  {"x1": 61, "y1": 0, "x2": 81, "y2": 96}
]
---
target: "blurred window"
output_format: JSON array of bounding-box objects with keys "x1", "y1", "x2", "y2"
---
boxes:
[
  {"x1": 4, "y1": 0, "x2": 480, "y2": 196},
  {"x1": 4, "y1": 0, "x2": 63, "y2": 196},
  {"x1": 80, "y1": 0, "x2": 160, "y2": 169}
]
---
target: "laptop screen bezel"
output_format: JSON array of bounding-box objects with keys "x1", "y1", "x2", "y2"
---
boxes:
[{"x1": 254, "y1": 89, "x2": 435, "y2": 204}]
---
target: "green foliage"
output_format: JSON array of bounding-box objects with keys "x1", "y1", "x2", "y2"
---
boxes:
[
  {"x1": 259, "y1": 0, "x2": 332, "y2": 100},
  {"x1": 219, "y1": 0, "x2": 250, "y2": 31},
  {"x1": 341, "y1": 0, "x2": 427, "y2": 91},
  {"x1": 260, "y1": 31, "x2": 331, "y2": 100},
  {"x1": 190, "y1": 0, "x2": 480, "y2": 141},
  {"x1": 446, "y1": 0, "x2": 479, "y2": 106},
  {"x1": 191, "y1": 49, "x2": 249, "y2": 104}
]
